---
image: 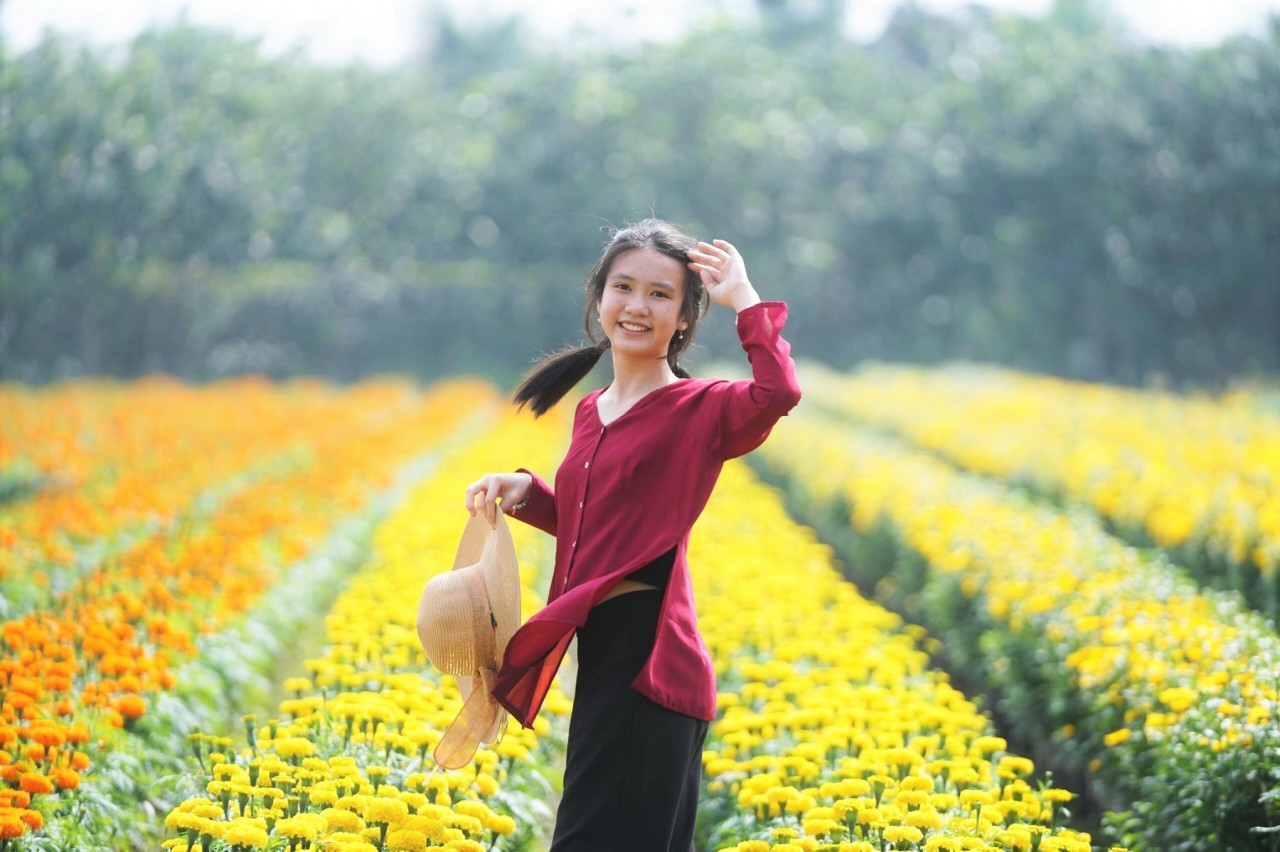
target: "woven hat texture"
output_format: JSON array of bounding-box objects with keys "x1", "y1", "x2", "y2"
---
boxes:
[{"x1": 416, "y1": 510, "x2": 521, "y2": 769}]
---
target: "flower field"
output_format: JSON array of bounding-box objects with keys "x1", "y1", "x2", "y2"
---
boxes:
[
  {"x1": 797, "y1": 364, "x2": 1280, "y2": 616},
  {"x1": 1, "y1": 368, "x2": 1276, "y2": 851}
]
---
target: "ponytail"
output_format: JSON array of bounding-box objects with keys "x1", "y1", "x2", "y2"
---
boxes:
[{"x1": 513, "y1": 343, "x2": 607, "y2": 417}]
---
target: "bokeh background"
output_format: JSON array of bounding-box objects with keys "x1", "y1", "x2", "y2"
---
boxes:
[{"x1": 1, "y1": 0, "x2": 1277, "y2": 389}]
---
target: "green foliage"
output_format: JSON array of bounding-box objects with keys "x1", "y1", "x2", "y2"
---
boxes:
[{"x1": 1, "y1": 7, "x2": 1277, "y2": 386}]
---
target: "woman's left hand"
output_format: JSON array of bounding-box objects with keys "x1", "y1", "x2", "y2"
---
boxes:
[{"x1": 687, "y1": 239, "x2": 762, "y2": 313}]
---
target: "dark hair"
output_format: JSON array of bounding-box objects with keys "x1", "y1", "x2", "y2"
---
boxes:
[{"x1": 513, "y1": 218, "x2": 708, "y2": 416}]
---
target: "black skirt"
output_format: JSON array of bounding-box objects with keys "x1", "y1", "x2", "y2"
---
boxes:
[{"x1": 550, "y1": 589, "x2": 709, "y2": 852}]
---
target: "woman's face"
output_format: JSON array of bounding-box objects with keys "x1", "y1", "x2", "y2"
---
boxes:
[{"x1": 597, "y1": 247, "x2": 688, "y2": 368}]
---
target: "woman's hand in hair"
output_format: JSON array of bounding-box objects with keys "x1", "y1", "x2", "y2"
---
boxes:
[
  {"x1": 465, "y1": 472, "x2": 533, "y2": 525},
  {"x1": 687, "y1": 239, "x2": 761, "y2": 313}
]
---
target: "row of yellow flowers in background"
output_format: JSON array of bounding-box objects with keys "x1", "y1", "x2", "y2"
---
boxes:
[
  {"x1": 801, "y1": 363, "x2": 1280, "y2": 613},
  {"x1": 756, "y1": 411, "x2": 1280, "y2": 851},
  {"x1": 0, "y1": 380, "x2": 492, "y2": 848},
  {"x1": 692, "y1": 463, "x2": 1098, "y2": 852},
  {"x1": 161, "y1": 407, "x2": 573, "y2": 851}
]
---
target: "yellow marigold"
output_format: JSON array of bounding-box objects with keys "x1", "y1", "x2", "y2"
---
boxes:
[
  {"x1": 337, "y1": 841, "x2": 378, "y2": 852},
  {"x1": 1103, "y1": 728, "x2": 1132, "y2": 747},
  {"x1": 996, "y1": 829, "x2": 1033, "y2": 851},
  {"x1": 1158, "y1": 686, "x2": 1198, "y2": 714},
  {"x1": 310, "y1": 787, "x2": 339, "y2": 807},
  {"x1": 473, "y1": 772, "x2": 499, "y2": 796},
  {"x1": 801, "y1": 817, "x2": 841, "y2": 838},
  {"x1": 165, "y1": 811, "x2": 197, "y2": 832},
  {"x1": 487, "y1": 813, "x2": 517, "y2": 835},
  {"x1": 449, "y1": 813, "x2": 484, "y2": 835},
  {"x1": 734, "y1": 842, "x2": 769, "y2": 852},
  {"x1": 386, "y1": 828, "x2": 427, "y2": 851},
  {"x1": 274, "y1": 737, "x2": 316, "y2": 760},
  {"x1": 444, "y1": 840, "x2": 485, "y2": 852},
  {"x1": 365, "y1": 796, "x2": 409, "y2": 825},
  {"x1": 883, "y1": 825, "x2": 924, "y2": 843},
  {"x1": 905, "y1": 808, "x2": 943, "y2": 830},
  {"x1": 454, "y1": 800, "x2": 491, "y2": 821},
  {"x1": 893, "y1": 790, "x2": 929, "y2": 808},
  {"x1": 323, "y1": 806, "x2": 364, "y2": 833},
  {"x1": 997, "y1": 756, "x2": 1035, "y2": 779},
  {"x1": 923, "y1": 837, "x2": 963, "y2": 851},
  {"x1": 275, "y1": 814, "x2": 324, "y2": 840},
  {"x1": 973, "y1": 736, "x2": 1007, "y2": 753},
  {"x1": 404, "y1": 815, "x2": 450, "y2": 842},
  {"x1": 899, "y1": 776, "x2": 934, "y2": 793},
  {"x1": 222, "y1": 817, "x2": 269, "y2": 847}
]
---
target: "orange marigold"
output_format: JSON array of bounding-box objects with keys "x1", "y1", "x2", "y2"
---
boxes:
[
  {"x1": 0, "y1": 812, "x2": 26, "y2": 839},
  {"x1": 114, "y1": 695, "x2": 146, "y2": 719},
  {"x1": 28, "y1": 725, "x2": 66, "y2": 748},
  {"x1": 18, "y1": 771, "x2": 54, "y2": 795},
  {"x1": 45, "y1": 676, "x2": 74, "y2": 693},
  {"x1": 51, "y1": 767, "x2": 80, "y2": 790}
]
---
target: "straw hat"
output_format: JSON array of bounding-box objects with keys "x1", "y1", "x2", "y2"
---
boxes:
[{"x1": 416, "y1": 509, "x2": 521, "y2": 769}]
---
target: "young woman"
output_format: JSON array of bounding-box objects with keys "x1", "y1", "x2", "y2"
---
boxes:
[{"x1": 465, "y1": 218, "x2": 801, "y2": 851}]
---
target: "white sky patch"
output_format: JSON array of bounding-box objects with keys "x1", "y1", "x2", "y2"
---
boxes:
[{"x1": 2, "y1": 0, "x2": 1276, "y2": 66}]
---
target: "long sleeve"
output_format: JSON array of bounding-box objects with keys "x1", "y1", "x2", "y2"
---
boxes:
[
  {"x1": 709, "y1": 300, "x2": 802, "y2": 460},
  {"x1": 508, "y1": 468, "x2": 557, "y2": 534}
]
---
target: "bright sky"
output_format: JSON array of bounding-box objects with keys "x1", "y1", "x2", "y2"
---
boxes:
[{"x1": 3, "y1": 0, "x2": 1277, "y2": 65}]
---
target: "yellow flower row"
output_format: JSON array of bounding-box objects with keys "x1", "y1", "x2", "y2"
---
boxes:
[
  {"x1": 756, "y1": 411, "x2": 1280, "y2": 848},
  {"x1": 693, "y1": 463, "x2": 1097, "y2": 852},
  {"x1": 801, "y1": 363, "x2": 1280, "y2": 582},
  {"x1": 162, "y1": 406, "x2": 572, "y2": 851}
]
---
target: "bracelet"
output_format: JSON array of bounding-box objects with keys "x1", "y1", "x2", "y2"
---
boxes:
[{"x1": 508, "y1": 494, "x2": 529, "y2": 512}]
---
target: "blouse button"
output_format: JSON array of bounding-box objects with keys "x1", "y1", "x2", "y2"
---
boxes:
[{"x1": 583, "y1": 461, "x2": 590, "y2": 468}]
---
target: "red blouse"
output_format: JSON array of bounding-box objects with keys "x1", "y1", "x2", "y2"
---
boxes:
[{"x1": 492, "y1": 300, "x2": 801, "y2": 726}]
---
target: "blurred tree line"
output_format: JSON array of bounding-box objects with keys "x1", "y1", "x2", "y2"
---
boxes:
[{"x1": 1, "y1": 0, "x2": 1277, "y2": 388}]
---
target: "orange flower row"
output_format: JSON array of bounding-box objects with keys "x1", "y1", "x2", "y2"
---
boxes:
[
  {"x1": 0, "y1": 377, "x2": 434, "y2": 586},
  {"x1": 0, "y1": 378, "x2": 495, "y2": 843}
]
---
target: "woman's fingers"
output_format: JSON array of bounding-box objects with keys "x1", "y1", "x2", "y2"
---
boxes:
[
  {"x1": 466, "y1": 476, "x2": 500, "y2": 520},
  {"x1": 465, "y1": 481, "x2": 483, "y2": 515},
  {"x1": 481, "y1": 481, "x2": 500, "y2": 524}
]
